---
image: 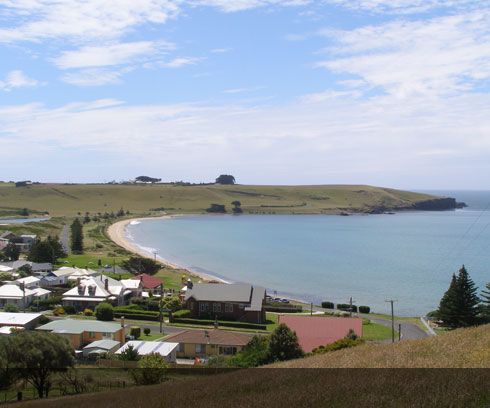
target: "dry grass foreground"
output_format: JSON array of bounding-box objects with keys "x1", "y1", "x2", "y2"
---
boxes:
[
  {"x1": 271, "y1": 324, "x2": 490, "y2": 368},
  {"x1": 17, "y1": 325, "x2": 490, "y2": 408}
]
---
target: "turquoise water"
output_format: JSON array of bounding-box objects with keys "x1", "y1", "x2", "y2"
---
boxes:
[
  {"x1": 126, "y1": 191, "x2": 490, "y2": 316},
  {"x1": 0, "y1": 217, "x2": 50, "y2": 224}
]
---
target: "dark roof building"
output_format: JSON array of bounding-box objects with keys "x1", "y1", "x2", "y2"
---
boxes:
[{"x1": 131, "y1": 273, "x2": 164, "y2": 290}]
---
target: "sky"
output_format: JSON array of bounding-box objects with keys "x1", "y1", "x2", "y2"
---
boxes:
[{"x1": 1, "y1": 0, "x2": 490, "y2": 189}]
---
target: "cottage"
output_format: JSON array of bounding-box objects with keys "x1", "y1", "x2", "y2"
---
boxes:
[
  {"x1": 165, "y1": 329, "x2": 251, "y2": 359},
  {"x1": 115, "y1": 341, "x2": 179, "y2": 363},
  {"x1": 131, "y1": 274, "x2": 164, "y2": 290},
  {"x1": 1, "y1": 261, "x2": 52, "y2": 275},
  {"x1": 185, "y1": 282, "x2": 266, "y2": 323},
  {"x1": 0, "y1": 284, "x2": 36, "y2": 307},
  {"x1": 36, "y1": 318, "x2": 125, "y2": 349},
  {"x1": 11, "y1": 276, "x2": 41, "y2": 289},
  {"x1": 0, "y1": 312, "x2": 42, "y2": 331},
  {"x1": 278, "y1": 315, "x2": 364, "y2": 353}
]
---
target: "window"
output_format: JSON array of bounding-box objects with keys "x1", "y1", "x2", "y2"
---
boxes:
[
  {"x1": 200, "y1": 303, "x2": 205, "y2": 312},
  {"x1": 190, "y1": 302, "x2": 194, "y2": 310},
  {"x1": 239, "y1": 304, "x2": 245, "y2": 310},
  {"x1": 195, "y1": 344, "x2": 206, "y2": 354},
  {"x1": 225, "y1": 303, "x2": 233, "y2": 313},
  {"x1": 219, "y1": 346, "x2": 237, "y2": 356},
  {"x1": 102, "y1": 332, "x2": 113, "y2": 339},
  {"x1": 213, "y1": 303, "x2": 221, "y2": 312},
  {"x1": 88, "y1": 332, "x2": 95, "y2": 339},
  {"x1": 178, "y1": 343, "x2": 185, "y2": 353}
]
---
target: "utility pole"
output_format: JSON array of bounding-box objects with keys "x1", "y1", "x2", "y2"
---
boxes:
[
  {"x1": 159, "y1": 283, "x2": 164, "y2": 334},
  {"x1": 385, "y1": 299, "x2": 398, "y2": 343},
  {"x1": 398, "y1": 323, "x2": 401, "y2": 342},
  {"x1": 310, "y1": 302, "x2": 313, "y2": 316},
  {"x1": 349, "y1": 296, "x2": 356, "y2": 318}
]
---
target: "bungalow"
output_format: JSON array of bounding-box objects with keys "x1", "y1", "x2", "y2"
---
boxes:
[
  {"x1": 0, "y1": 283, "x2": 51, "y2": 307},
  {"x1": 10, "y1": 276, "x2": 40, "y2": 289},
  {"x1": 278, "y1": 315, "x2": 364, "y2": 353},
  {"x1": 0, "y1": 312, "x2": 42, "y2": 331},
  {"x1": 185, "y1": 282, "x2": 266, "y2": 323},
  {"x1": 83, "y1": 339, "x2": 121, "y2": 359},
  {"x1": 131, "y1": 274, "x2": 164, "y2": 290},
  {"x1": 62, "y1": 275, "x2": 142, "y2": 311},
  {"x1": 36, "y1": 318, "x2": 125, "y2": 349},
  {"x1": 115, "y1": 341, "x2": 179, "y2": 363},
  {"x1": 165, "y1": 329, "x2": 251, "y2": 359},
  {"x1": 1, "y1": 261, "x2": 52, "y2": 276}
]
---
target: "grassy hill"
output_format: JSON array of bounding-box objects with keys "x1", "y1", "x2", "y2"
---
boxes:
[
  {"x1": 0, "y1": 183, "x2": 448, "y2": 217},
  {"x1": 16, "y1": 325, "x2": 490, "y2": 408}
]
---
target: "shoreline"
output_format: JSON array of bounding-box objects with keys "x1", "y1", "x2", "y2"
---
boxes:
[{"x1": 107, "y1": 215, "x2": 229, "y2": 284}]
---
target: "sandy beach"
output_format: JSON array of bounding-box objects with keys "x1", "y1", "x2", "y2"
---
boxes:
[{"x1": 107, "y1": 216, "x2": 228, "y2": 283}]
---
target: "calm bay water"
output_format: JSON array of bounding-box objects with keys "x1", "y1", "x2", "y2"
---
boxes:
[{"x1": 126, "y1": 191, "x2": 490, "y2": 316}]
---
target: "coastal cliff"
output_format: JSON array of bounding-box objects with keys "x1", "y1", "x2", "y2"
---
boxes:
[{"x1": 364, "y1": 197, "x2": 464, "y2": 214}]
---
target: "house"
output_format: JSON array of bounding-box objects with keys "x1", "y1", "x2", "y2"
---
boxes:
[
  {"x1": 50, "y1": 267, "x2": 97, "y2": 285},
  {"x1": 0, "y1": 284, "x2": 36, "y2": 307},
  {"x1": 278, "y1": 315, "x2": 363, "y2": 353},
  {"x1": 10, "y1": 276, "x2": 41, "y2": 289},
  {"x1": 62, "y1": 275, "x2": 140, "y2": 311},
  {"x1": 82, "y1": 339, "x2": 121, "y2": 359},
  {"x1": 131, "y1": 274, "x2": 164, "y2": 290},
  {"x1": 0, "y1": 265, "x2": 14, "y2": 274},
  {"x1": 1, "y1": 261, "x2": 52, "y2": 276},
  {"x1": 36, "y1": 318, "x2": 125, "y2": 349},
  {"x1": 8, "y1": 235, "x2": 37, "y2": 252},
  {"x1": 0, "y1": 312, "x2": 42, "y2": 330},
  {"x1": 165, "y1": 329, "x2": 251, "y2": 359},
  {"x1": 115, "y1": 341, "x2": 179, "y2": 363},
  {"x1": 120, "y1": 279, "x2": 143, "y2": 298},
  {"x1": 185, "y1": 282, "x2": 266, "y2": 323}
]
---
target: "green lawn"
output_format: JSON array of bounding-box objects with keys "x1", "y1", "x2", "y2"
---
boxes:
[{"x1": 363, "y1": 321, "x2": 398, "y2": 341}]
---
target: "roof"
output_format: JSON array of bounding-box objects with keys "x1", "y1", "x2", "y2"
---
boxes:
[
  {"x1": 165, "y1": 329, "x2": 252, "y2": 346},
  {"x1": 37, "y1": 319, "x2": 123, "y2": 335},
  {"x1": 31, "y1": 287, "x2": 51, "y2": 297},
  {"x1": 0, "y1": 312, "x2": 41, "y2": 326},
  {"x1": 0, "y1": 326, "x2": 23, "y2": 335},
  {"x1": 2, "y1": 261, "x2": 51, "y2": 272},
  {"x1": 14, "y1": 276, "x2": 40, "y2": 285},
  {"x1": 245, "y1": 287, "x2": 266, "y2": 311},
  {"x1": 185, "y1": 283, "x2": 254, "y2": 303},
  {"x1": 131, "y1": 274, "x2": 164, "y2": 289},
  {"x1": 278, "y1": 316, "x2": 364, "y2": 353},
  {"x1": 0, "y1": 265, "x2": 14, "y2": 273},
  {"x1": 83, "y1": 339, "x2": 121, "y2": 350},
  {"x1": 0, "y1": 284, "x2": 36, "y2": 299},
  {"x1": 120, "y1": 279, "x2": 141, "y2": 290},
  {"x1": 116, "y1": 341, "x2": 179, "y2": 357}
]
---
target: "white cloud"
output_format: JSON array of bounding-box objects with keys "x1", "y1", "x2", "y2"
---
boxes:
[
  {"x1": 211, "y1": 47, "x2": 232, "y2": 53},
  {"x1": 316, "y1": 11, "x2": 490, "y2": 97},
  {"x1": 160, "y1": 57, "x2": 202, "y2": 68},
  {"x1": 222, "y1": 86, "x2": 263, "y2": 93},
  {"x1": 189, "y1": 0, "x2": 313, "y2": 12},
  {"x1": 328, "y1": 0, "x2": 483, "y2": 14},
  {"x1": 0, "y1": 70, "x2": 39, "y2": 91},
  {"x1": 54, "y1": 41, "x2": 173, "y2": 69},
  {"x1": 60, "y1": 68, "x2": 132, "y2": 86}
]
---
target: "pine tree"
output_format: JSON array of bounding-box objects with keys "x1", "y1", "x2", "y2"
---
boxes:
[
  {"x1": 438, "y1": 273, "x2": 459, "y2": 328},
  {"x1": 70, "y1": 218, "x2": 83, "y2": 253},
  {"x1": 438, "y1": 265, "x2": 480, "y2": 329},
  {"x1": 3, "y1": 242, "x2": 20, "y2": 261},
  {"x1": 267, "y1": 323, "x2": 304, "y2": 362},
  {"x1": 479, "y1": 282, "x2": 490, "y2": 323}
]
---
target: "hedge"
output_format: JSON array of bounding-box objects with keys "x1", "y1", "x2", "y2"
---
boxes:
[
  {"x1": 114, "y1": 307, "x2": 159, "y2": 315},
  {"x1": 337, "y1": 304, "x2": 358, "y2": 313},
  {"x1": 173, "y1": 309, "x2": 191, "y2": 318},
  {"x1": 359, "y1": 306, "x2": 370, "y2": 314},
  {"x1": 171, "y1": 318, "x2": 266, "y2": 331},
  {"x1": 265, "y1": 306, "x2": 303, "y2": 313},
  {"x1": 321, "y1": 301, "x2": 334, "y2": 309},
  {"x1": 114, "y1": 311, "x2": 160, "y2": 322}
]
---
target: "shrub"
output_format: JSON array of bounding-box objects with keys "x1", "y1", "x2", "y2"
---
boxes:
[
  {"x1": 173, "y1": 309, "x2": 191, "y2": 318},
  {"x1": 95, "y1": 303, "x2": 114, "y2": 321},
  {"x1": 130, "y1": 326, "x2": 141, "y2": 339},
  {"x1": 84, "y1": 308, "x2": 94, "y2": 316},
  {"x1": 337, "y1": 304, "x2": 357, "y2": 313},
  {"x1": 63, "y1": 305, "x2": 77, "y2": 315},
  {"x1": 4, "y1": 303, "x2": 19, "y2": 313},
  {"x1": 57, "y1": 308, "x2": 66, "y2": 315},
  {"x1": 131, "y1": 353, "x2": 168, "y2": 385},
  {"x1": 359, "y1": 306, "x2": 370, "y2": 314},
  {"x1": 321, "y1": 301, "x2": 334, "y2": 309},
  {"x1": 39, "y1": 315, "x2": 51, "y2": 325},
  {"x1": 312, "y1": 338, "x2": 364, "y2": 355},
  {"x1": 144, "y1": 328, "x2": 151, "y2": 336}
]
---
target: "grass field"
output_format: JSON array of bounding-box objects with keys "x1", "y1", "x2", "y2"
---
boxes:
[{"x1": 0, "y1": 183, "x2": 442, "y2": 217}]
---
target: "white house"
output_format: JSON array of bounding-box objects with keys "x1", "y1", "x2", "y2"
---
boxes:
[
  {"x1": 0, "y1": 284, "x2": 36, "y2": 307},
  {"x1": 0, "y1": 312, "x2": 42, "y2": 330},
  {"x1": 11, "y1": 276, "x2": 41, "y2": 289},
  {"x1": 115, "y1": 341, "x2": 179, "y2": 363}
]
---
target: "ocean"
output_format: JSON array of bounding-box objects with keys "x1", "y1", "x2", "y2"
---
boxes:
[{"x1": 125, "y1": 190, "x2": 490, "y2": 316}]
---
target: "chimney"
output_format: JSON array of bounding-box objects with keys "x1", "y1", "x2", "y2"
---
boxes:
[
  {"x1": 77, "y1": 277, "x2": 81, "y2": 286},
  {"x1": 120, "y1": 316, "x2": 125, "y2": 328},
  {"x1": 105, "y1": 278, "x2": 109, "y2": 290}
]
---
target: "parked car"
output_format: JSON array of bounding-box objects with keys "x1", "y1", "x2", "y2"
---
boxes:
[
  {"x1": 280, "y1": 299, "x2": 290, "y2": 304},
  {"x1": 104, "y1": 264, "x2": 112, "y2": 269}
]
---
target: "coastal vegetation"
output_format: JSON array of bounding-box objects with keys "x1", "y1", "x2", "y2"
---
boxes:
[{"x1": 0, "y1": 182, "x2": 457, "y2": 217}]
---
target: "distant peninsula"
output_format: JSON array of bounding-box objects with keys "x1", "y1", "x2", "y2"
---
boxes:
[{"x1": 0, "y1": 182, "x2": 464, "y2": 217}]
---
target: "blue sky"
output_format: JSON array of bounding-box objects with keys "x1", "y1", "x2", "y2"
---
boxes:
[{"x1": 1, "y1": 0, "x2": 490, "y2": 189}]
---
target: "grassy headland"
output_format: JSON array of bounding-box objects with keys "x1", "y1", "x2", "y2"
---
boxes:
[{"x1": 0, "y1": 182, "x2": 456, "y2": 217}]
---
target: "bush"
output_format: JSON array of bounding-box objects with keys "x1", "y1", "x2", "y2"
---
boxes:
[
  {"x1": 57, "y1": 308, "x2": 66, "y2": 315},
  {"x1": 63, "y1": 305, "x2": 77, "y2": 315},
  {"x1": 321, "y1": 301, "x2": 334, "y2": 309},
  {"x1": 84, "y1": 308, "x2": 94, "y2": 316},
  {"x1": 4, "y1": 303, "x2": 19, "y2": 313},
  {"x1": 173, "y1": 309, "x2": 191, "y2": 318},
  {"x1": 131, "y1": 353, "x2": 168, "y2": 385},
  {"x1": 312, "y1": 338, "x2": 364, "y2": 355},
  {"x1": 95, "y1": 303, "x2": 114, "y2": 321},
  {"x1": 337, "y1": 304, "x2": 357, "y2": 313},
  {"x1": 171, "y1": 318, "x2": 266, "y2": 331},
  {"x1": 39, "y1": 315, "x2": 51, "y2": 325},
  {"x1": 144, "y1": 328, "x2": 151, "y2": 336},
  {"x1": 130, "y1": 326, "x2": 141, "y2": 339},
  {"x1": 359, "y1": 306, "x2": 370, "y2": 314}
]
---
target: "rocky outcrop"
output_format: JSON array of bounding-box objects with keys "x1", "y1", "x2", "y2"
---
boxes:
[{"x1": 362, "y1": 197, "x2": 465, "y2": 214}]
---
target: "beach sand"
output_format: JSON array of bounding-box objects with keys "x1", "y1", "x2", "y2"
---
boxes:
[{"x1": 107, "y1": 216, "x2": 227, "y2": 283}]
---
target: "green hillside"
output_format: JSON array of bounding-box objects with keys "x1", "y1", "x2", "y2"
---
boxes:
[{"x1": 0, "y1": 183, "x2": 446, "y2": 217}]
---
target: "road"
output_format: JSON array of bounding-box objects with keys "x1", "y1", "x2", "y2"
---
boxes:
[{"x1": 61, "y1": 224, "x2": 70, "y2": 252}]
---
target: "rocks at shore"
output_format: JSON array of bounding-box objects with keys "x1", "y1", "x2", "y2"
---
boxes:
[{"x1": 355, "y1": 197, "x2": 466, "y2": 215}]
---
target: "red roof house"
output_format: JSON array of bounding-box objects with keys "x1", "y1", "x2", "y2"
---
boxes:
[
  {"x1": 131, "y1": 274, "x2": 164, "y2": 290},
  {"x1": 278, "y1": 315, "x2": 363, "y2": 353}
]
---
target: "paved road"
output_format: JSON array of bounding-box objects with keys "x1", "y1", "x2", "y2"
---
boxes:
[{"x1": 61, "y1": 224, "x2": 70, "y2": 252}]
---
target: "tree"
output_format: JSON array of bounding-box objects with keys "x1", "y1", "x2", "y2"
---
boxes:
[
  {"x1": 227, "y1": 335, "x2": 270, "y2": 368},
  {"x1": 267, "y1": 323, "x2": 304, "y2": 362},
  {"x1": 438, "y1": 265, "x2": 480, "y2": 328},
  {"x1": 3, "y1": 242, "x2": 19, "y2": 261},
  {"x1": 94, "y1": 303, "x2": 114, "y2": 321},
  {"x1": 47, "y1": 235, "x2": 67, "y2": 259},
  {"x1": 135, "y1": 176, "x2": 161, "y2": 183},
  {"x1": 27, "y1": 237, "x2": 64, "y2": 264},
  {"x1": 118, "y1": 345, "x2": 139, "y2": 361},
  {"x1": 117, "y1": 207, "x2": 125, "y2": 217},
  {"x1": 20, "y1": 208, "x2": 29, "y2": 216},
  {"x1": 162, "y1": 296, "x2": 182, "y2": 313},
  {"x1": 0, "y1": 337, "x2": 20, "y2": 392},
  {"x1": 12, "y1": 332, "x2": 75, "y2": 398},
  {"x1": 70, "y1": 218, "x2": 83, "y2": 253},
  {"x1": 480, "y1": 282, "x2": 490, "y2": 323},
  {"x1": 231, "y1": 200, "x2": 243, "y2": 214},
  {"x1": 206, "y1": 203, "x2": 226, "y2": 213},
  {"x1": 4, "y1": 304, "x2": 19, "y2": 313},
  {"x1": 130, "y1": 353, "x2": 168, "y2": 385},
  {"x1": 215, "y1": 174, "x2": 235, "y2": 185},
  {"x1": 122, "y1": 256, "x2": 160, "y2": 276}
]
